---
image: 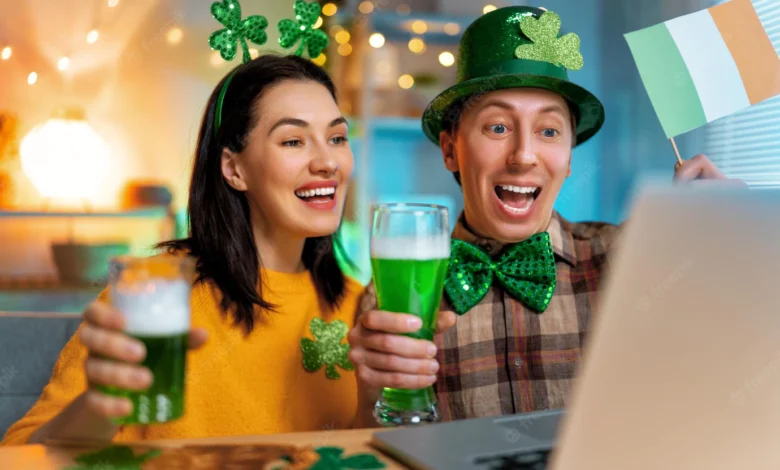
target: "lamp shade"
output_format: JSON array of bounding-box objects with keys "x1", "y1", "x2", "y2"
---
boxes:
[{"x1": 20, "y1": 107, "x2": 110, "y2": 201}]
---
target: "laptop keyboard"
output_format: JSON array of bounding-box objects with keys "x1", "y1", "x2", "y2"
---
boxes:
[{"x1": 472, "y1": 449, "x2": 551, "y2": 469}]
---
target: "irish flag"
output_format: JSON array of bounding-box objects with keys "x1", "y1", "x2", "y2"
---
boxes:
[{"x1": 624, "y1": 0, "x2": 780, "y2": 138}]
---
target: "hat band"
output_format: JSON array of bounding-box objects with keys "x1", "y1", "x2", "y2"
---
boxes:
[{"x1": 464, "y1": 58, "x2": 569, "y2": 82}]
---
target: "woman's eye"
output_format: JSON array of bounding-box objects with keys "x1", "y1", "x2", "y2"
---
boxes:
[
  {"x1": 283, "y1": 139, "x2": 303, "y2": 147},
  {"x1": 542, "y1": 128, "x2": 559, "y2": 138},
  {"x1": 330, "y1": 136, "x2": 348, "y2": 144},
  {"x1": 489, "y1": 124, "x2": 507, "y2": 134}
]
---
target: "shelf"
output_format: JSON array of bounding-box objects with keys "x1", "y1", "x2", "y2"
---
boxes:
[{"x1": 0, "y1": 207, "x2": 169, "y2": 218}]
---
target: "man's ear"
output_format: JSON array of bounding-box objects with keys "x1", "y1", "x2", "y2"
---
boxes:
[
  {"x1": 221, "y1": 148, "x2": 248, "y2": 191},
  {"x1": 440, "y1": 130, "x2": 459, "y2": 173}
]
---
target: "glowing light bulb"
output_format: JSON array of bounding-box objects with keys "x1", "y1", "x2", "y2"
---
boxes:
[
  {"x1": 167, "y1": 27, "x2": 183, "y2": 45},
  {"x1": 439, "y1": 52, "x2": 455, "y2": 67},
  {"x1": 322, "y1": 3, "x2": 338, "y2": 16},
  {"x1": 335, "y1": 31, "x2": 351, "y2": 45},
  {"x1": 28, "y1": 72, "x2": 38, "y2": 85},
  {"x1": 398, "y1": 74, "x2": 414, "y2": 89},
  {"x1": 408, "y1": 38, "x2": 426, "y2": 54},
  {"x1": 411, "y1": 20, "x2": 427, "y2": 35},
  {"x1": 444, "y1": 23, "x2": 461, "y2": 35},
  {"x1": 87, "y1": 30, "x2": 99, "y2": 44},
  {"x1": 483, "y1": 4, "x2": 497, "y2": 14},
  {"x1": 369, "y1": 33, "x2": 385, "y2": 48},
  {"x1": 58, "y1": 57, "x2": 70, "y2": 70}
]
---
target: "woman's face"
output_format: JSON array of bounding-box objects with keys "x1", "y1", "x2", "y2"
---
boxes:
[{"x1": 221, "y1": 80, "x2": 354, "y2": 240}]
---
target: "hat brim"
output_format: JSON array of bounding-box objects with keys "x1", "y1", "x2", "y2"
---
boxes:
[{"x1": 421, "y1": 74, "x2": 605, "y2": 147}]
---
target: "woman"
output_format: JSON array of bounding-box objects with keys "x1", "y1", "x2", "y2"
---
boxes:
[{"x1": 1, "y1": 54, "x2": 366, "y2": 444}]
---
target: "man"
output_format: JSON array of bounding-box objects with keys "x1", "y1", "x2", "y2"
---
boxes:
[{"x1": 349, "y1": 5, "x2": 739, "y2": 426}]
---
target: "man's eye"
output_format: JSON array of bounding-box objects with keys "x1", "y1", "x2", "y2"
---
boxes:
[
  {"x1": 542, "y1": 128, "x2": 559, "y2": 138},
  {"x1": 490, "y1": 124, "x2": 507, "y2": 134}
]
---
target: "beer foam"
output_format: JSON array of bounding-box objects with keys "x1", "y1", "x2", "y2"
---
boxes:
[
  {"x1": 370, "y1": 235, "x2": 450, "y2": 260},
  {"x1": 111, "y1": 278, "x2": 191, "y2": 336}
]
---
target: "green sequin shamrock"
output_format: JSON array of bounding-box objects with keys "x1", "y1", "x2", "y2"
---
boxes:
[
  {"x1": 301, "y1": 318, "x2": 354, "y2": 379},
  {"x1": 514, "y1": 11, "x2": 583, "y2": 71},
  {"x1": 277, "y1": 0, "x2": 329, "y2": 58},
  {"x1": 274, "y1": 447, "x2": 386, "y2": 470},
  {"x1": 67, "y1": 445, "x2": 162, "y2": 470},
  {"x1": 209, "y1": 0, "x2": 268, "y2": 63},
  {"x1": 310, "y1": 447, "x2": 386, "y2": 470}
]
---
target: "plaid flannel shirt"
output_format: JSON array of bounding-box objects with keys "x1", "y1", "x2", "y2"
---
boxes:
[{"x1": 357, "y1": 210, "x2": 621, "y2": 421}]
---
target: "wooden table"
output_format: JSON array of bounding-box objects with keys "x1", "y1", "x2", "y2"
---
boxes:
[{"x1": 0, "y1": 428, "x2": 410, "y2": 469}]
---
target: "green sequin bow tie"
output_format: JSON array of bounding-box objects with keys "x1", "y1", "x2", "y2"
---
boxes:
[{"x1": 444, "y1": 234, "x2": 557, "y2": 315}]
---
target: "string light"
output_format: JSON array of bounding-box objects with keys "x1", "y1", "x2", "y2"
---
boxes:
[
  {"x1": 1, "y1": 47, "x2": 11, "y2": 60},
  {"x1": 335, "y1": 31, "x2": 351, "y2": 45},
  {"x1": 483, "y1": 5, "x2": 497, "y2": 14},
  {"x1": 27, "y1": 72, "x2": 38, "y2": 85},
  {"x1": 439, "y1": 52, "x2": 455, "y2": 67},
  {"x1": 107, "y1": 0, "x2": 119, "y2": 6},
  {"x1": 167, "y1": 27, "x2": 183, "y2": 45},
  {"x1": 86, "y1": 30, "x2": 99, "y2": 44},
  {"x1": 411, "y1": 20, "x2": 427, "y2": 35},
  {"x1": 58, "y1": 57, "x2": 70, "y2": 70},
  {"x1": 359, "y1": 1, "x2": 374, "y2": 14},
  {"x1": 369, "y1": 33, "x2": 385, "y2": 48},
  {"x1": 398, "y1": 74, "x2": 414, "y2": 89},
  {"x1": 444, "y1": 23, "x2": 461, "y2": 35},
  {"x1": 312, "y1": 53, "x2": 327, "y2": 66},
  {"x1": 338, "y1": 43, "x2": 352, "y2": 56},
  {"x1": 408, "y1": 37, "x2": 426, "y2": 54},
  {"x1": 313, "y1": 16, "x2": 323, "y2": 29},
  {"x1": 249, "y1": 48, "x2": 259, "y2": 59},
  {"x1": 322, "y1": 3, "x2": 338, "y2": 16}
]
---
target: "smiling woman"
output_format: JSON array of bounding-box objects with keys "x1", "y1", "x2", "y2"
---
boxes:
[{"x1": 1, "y1": 54, "x2": 367, "y2": 445}]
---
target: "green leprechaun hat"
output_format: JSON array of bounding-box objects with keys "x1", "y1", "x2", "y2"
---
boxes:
[{"x1": 421, "y1": 6, "x2": 605, "y2": 147}]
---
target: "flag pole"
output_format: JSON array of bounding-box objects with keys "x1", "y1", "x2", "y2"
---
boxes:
[{"x1": 670, "y1": 137, "x2": 684, "y2": 170}]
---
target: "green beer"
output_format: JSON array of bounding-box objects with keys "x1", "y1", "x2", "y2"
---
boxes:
[
  {"x1": 372, "y1": 256, "x2": 449, "y2": 413},
  {"x1": 103, "y1": 256, "x2": 194, "y2": 424},
  {"x1": 101, "y1": 333, "x2": 188, "y2": 424},
  {"x1": 371, "y1": 257, "x2": 449, "y2": 342},
  {"x1": 369, "y1": 211, "x2": 451, "y2": 426}
]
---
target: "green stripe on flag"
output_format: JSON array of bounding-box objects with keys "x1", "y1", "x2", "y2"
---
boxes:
[{"x1": 625, "y1": 23, "x2": 707, "y2": 138}]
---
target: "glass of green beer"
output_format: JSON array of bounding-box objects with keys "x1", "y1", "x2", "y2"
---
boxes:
[
  {"x1": 370, "y1": 203, "x2": 450, "y2": 426},
  {"x1": 101, "y1": 255, "x2": 194, "y2": 425}
]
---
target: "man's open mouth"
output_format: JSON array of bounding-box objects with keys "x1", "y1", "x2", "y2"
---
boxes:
[{"x1": 494, "y1": 184, "x2": 541, "y2": 214}]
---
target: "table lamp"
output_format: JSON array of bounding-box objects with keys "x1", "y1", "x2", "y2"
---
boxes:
[
  {"x1": 18, "y1": 106, "x2": 128, "y2": 285},
  {"x1": 19, "y1": 106, "x2": 110, "y2": 209}
]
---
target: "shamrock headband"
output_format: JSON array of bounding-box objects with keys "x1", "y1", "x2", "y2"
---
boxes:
[{"x1": 208, "y1": 0, "x2": 329, "y2": 134}]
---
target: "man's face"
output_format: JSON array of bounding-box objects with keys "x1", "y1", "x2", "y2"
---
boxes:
[{"x1": 439, "y1": 88, "x2": 574, "y2": 243}]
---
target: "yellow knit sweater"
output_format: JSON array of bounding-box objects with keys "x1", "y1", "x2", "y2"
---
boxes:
[{"x1": 1, "y1": 268, "x2": 365, "y2": 445}]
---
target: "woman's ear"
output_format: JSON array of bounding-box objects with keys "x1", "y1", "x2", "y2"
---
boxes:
[{"x1": 221, "y1": 148, "x2": 248, "y2": 191}]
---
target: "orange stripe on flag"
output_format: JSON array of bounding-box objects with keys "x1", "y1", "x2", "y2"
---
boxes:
[{"x1": 709, "y1": 0, "x2": 780, "y2": 105}]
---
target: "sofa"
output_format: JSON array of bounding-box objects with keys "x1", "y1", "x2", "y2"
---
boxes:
[{"x1": 0, "y1": 313, "x2": 82, "y2": 440}]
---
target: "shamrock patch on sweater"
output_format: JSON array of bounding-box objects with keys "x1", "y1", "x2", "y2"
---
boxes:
[{"x1": 301, "y1": 318, "x2": 354, "y2": 379}]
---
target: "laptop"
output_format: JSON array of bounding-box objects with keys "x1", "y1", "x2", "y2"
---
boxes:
[{"x1": 372, "y1": 184, "x2": 780, "y2": 470}]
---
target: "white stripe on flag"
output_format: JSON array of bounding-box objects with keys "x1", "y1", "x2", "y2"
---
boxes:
[{"x1": 665, "y1": 9, "x2": 751, "y2": 123}]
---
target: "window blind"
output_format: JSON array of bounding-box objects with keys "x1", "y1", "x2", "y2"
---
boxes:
[{"x1": 702, "y1": 0, "x2": 780, "y2": 187}]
